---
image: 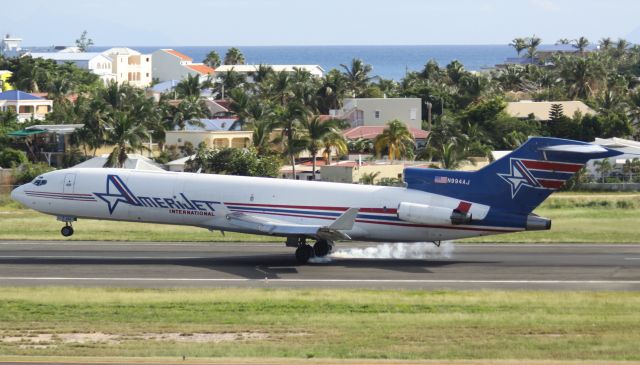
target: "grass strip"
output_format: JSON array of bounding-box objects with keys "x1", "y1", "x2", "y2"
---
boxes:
[{"x1": 0, "y1": 287, "x2": 638, "y2": 360}]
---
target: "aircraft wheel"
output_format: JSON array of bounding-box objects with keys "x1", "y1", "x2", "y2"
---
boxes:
[
  {"x1": 61, "y1": 226, "x2": 74, "y2": 237},
  {"x1": 295, "y1": 244, "x2": 314, "y2": 264},
  {"x1": 313, "y1": 239, "x2": 332, "y2": 257}
]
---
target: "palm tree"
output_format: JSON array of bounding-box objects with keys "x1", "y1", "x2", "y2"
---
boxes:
[
  {"x1": 322, "y1": 130, "x2": 348, "y2": 164},
  {"x1": 273, "y1": 101, "x2": 308, "y2": 179},
  {"x1": 175, "y1": 74, "x2": 204, "y2": 99},
  {"x1": 251, "y1": 119, "x2": 276, "y2": 155},
  {"x1": 104, "y1": 112, "x2": 149, "y2": 168},
  {"x1": 599, "y1": 37, "x2": 613, "y2": 51},
  {"x1": 556, "y1": 38, "x2": 571, "y2": 45},
  {"x1": 593, "y1": 158, "x2": 612, "y2": 183},
  {"x1": 317, "y1": 69, "x2": 349, "y2": 113},
  {"x1": 509, "y1": 38, "x2": 528, "y2": 57},
  {"x1": 300, "y1": 116, "x2": 347, "y2": 180},
  {"x1": 616, "y1": 38, "x2": 630, "y2": 52},
  {"x1": 373, "y1": 120, "x2": 415, "y2": 161},
  {"x1": 203, "y1": 50, "x2": 221, "y2": 68},
  {"x1": 172, "y1": 96, "x2": 208, "y2": 130},
  {"x1": 340, "y1": 58, "x2": 375, "y2": 97},
  {"x1": 223, "y1": 47, "x2": 246, "y2": 65},
  {"x1": 359, "y1": 171, "x2": 380, "y2": 185},
  {"x1": 572, "y1": 36, "x2": 590, "y2": 54},
  {"x1": 526, "y1": 35, "x2": 542, "y2": 62}
]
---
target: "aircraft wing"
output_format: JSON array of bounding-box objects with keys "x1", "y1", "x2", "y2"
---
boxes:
[{"x1": 222, "y1": 206, "x2": 359, "y2": 241}]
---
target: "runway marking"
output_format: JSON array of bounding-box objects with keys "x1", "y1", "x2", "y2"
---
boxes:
[
  {"x1": 0, "y1": 256, "x2": 210, "y2": 260},
  {"x1": 624, "y1": 257, "x2": 640, "y2": 260},
  {"x1": 0, "y1": 277, "x2": 639, "y2": 284}
]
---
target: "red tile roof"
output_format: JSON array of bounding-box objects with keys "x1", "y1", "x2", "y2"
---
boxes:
[
  {"x1": 165, "y1": 49, "x2": 193, "y2": 61},
  {"x1": 186, "y1": 64, "x2": 215, "y2": 75},
  {"x1": 343, "y1": 126, "x2": 429, "y2": 140}
]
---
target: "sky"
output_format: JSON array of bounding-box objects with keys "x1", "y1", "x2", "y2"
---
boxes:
[{"x1": 4, "y1": 0, "x2": 640, "y2": 46}]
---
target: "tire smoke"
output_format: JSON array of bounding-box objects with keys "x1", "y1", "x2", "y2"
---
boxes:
[{"x1": 308, "y1": 241, "x2": 454, "y2": 263}]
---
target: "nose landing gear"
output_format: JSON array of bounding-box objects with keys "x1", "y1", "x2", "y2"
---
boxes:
[
  {"x1": 61, "y1": 224, "x2": 74, "y2": 237},
  {"x1": 57, "y1": 216, "x2": 76, "y2": 237}
]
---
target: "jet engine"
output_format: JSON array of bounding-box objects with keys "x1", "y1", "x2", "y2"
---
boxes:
[{"x1": 397, "y1": 202, "x2": 472, "y2": 226}]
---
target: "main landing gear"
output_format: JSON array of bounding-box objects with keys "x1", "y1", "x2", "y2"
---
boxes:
[
  {"x1": 293, "y1": 238, "x2": 333, "y2": 264},
  {"x1": 57, "y1": 216, "x2": 76, "y2": 237}
]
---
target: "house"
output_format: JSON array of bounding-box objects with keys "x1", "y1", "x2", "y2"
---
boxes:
[
  {"x1": 151, "y1": 49, "x2": 215, "y2": 82},
  {"x1": 215, "y1": 64, "x2": 325, "y2": 79},
  {"x1": 102, "y1": 47, "x2": 153, "y2": 87},
  {"x1": 506, "y1": 101, "x2": 596, "y2": 121},
  {"x1": 343, "y1": 125, "x2": 429, "y2": 148},
  {"x1": 28, "y1": 52, "x2": 115, "y2": 84},
  {"x1": 166, "y1": 118, "x2": 250, "y2": 149},
  {"x1": 166, "y1": 155, "x2": 195, "y2": 172},
  {"x1": 0, "y1": 70, "x2": 13, "y2": 91},
  {"x1": 7, "y1": 124, "x2": 82, "y2": 166},
  {"x1": 0, "y1": 90, "x2": 53, "y2": 122},
  {"x1": 332, "y1": 98, "x2": 423, "y2": 129}
]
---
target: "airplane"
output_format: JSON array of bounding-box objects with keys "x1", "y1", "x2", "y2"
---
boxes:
[{"x1": 11, "y1": 137, "x2": 622, "y2": 264}]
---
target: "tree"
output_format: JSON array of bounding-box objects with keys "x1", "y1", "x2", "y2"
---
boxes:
[
  {"x1": 599, "y1": 37, "x2": 613, "y2": 51},
  {"x1": 273, "y1": 101, "x2": 308, "y2": 179},
  {"x1": 549, "y1": 103, "x2": 565, "y2": 121},
  {"x1": 300, "y1": 116, "x2": 347, "y2": 180},
  {"x1": 322, "y1": 129, "x2": 348, "y2": 164},
  {"x1": 509, "y1": 38, "x2": 528, "y2": 56},
  {"x1": 359, "y1": 171, "x2": 380, "y2": 185},
  {"x1": 223, "y1": 47, "x2": 246, "y2": 65},
  {"x1": 593, "y1": 158, "x2": 612, "y2": 183},
  {"x1": 526, "y1": 35, "x2": 542, "y2": 61},
  {"x1": 556, "y1": 38, "x2": 571, "y2": 45},
  {"x1": 373, "y1": 120, "x2": 415, "y2": 161},
  {"x1": 175, "y1": 73, "x2": 205, "y2": 99},
  {"x1": 340, "y1": 58, "x2": 375, "y2": 97},
  {"x1": 104, "y1": 112, "x2": 150, "y2": 168},
  {"x1": 185, "y1": 147, "x2": 281, "y2": 177},
  {"x1": 75, "y1": 30, "x2": 94, "y2": 52},
  {"x1": 203, "y1": 50, "x2": 221, "y2": 68},
  {"x1": 572, "y1": 36, "x2": 590, "y2": 54}
]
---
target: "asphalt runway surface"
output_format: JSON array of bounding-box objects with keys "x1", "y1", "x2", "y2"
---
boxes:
[{"x1": 0, "y1": 241, "x2": 638, "y2": 290}]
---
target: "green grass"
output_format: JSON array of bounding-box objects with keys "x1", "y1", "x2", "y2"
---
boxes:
[
  {"x1": 0, "y1": 287, "x2": 638, "y2": 360},
  {"x1": 1, "y1": 193, "x2": 639, "y2": 243}
]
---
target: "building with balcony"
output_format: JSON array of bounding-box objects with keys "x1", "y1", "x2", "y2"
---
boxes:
[
  {"x1": 0, "y1": 90, "x2": 53, "y2": 122},
  {"x1": 152, "y1": 49, "x2": 215, "y2": 82},
  {"x1": 102, "y1": 47, "x2": 152, "y2": 87}
]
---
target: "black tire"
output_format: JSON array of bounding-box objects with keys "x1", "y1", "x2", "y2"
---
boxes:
[
  {"x1": 313, "y1": 239, "x2": 331, "y2": 257},
  {"x1": 295, "y1": 244, "x2": 313, "y2": 264},
  {"x1": 61, "y1": 226, "x2": 74, "y2": 237}
]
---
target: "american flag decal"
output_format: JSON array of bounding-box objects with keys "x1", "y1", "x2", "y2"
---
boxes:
[{"x1": 434, "y1": 176, "x2": 448, "y2": 184}]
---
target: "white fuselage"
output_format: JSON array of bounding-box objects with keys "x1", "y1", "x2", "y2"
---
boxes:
[{"x1": 11, "y1": 168, "x2": 520, "y2": 242}]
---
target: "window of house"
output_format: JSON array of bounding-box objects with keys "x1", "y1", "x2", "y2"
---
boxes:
[
  {"x1": 146, "y1": 57, "x2": 150, "y2": 62},
  {"x1": 307, "y1": 176, "x2": 313, "y2": 180},
  {"x1": 177, "y1": 138, "x2": 182, "y2": 143},
  {"x1": 410, "y1": 108, "x2": 417, "y2": 120},
  {"x1": 374, "y1": 110, "x2": 380, "y2": 119}
]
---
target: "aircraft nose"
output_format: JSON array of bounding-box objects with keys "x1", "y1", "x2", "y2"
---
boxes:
[{"x1": 10, "y1": 184, "x2": 26, "y2": 205}]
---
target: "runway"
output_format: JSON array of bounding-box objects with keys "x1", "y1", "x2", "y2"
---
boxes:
[{"x1": 0, "y1": 241, "x2": 638, "y2": 290}]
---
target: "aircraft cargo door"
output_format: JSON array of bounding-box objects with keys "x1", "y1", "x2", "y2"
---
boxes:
[{"x1": 63, "y1": 173, "x2": 76, "y2": 194}]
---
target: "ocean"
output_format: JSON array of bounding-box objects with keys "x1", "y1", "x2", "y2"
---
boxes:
[{"x1": 91, "y1": 45, "x2": 515, "y2": 80}]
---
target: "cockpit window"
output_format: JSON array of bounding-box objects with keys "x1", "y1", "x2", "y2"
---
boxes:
[{"x1": 32, "y1": 177, "x2": 47, "y2": 186}]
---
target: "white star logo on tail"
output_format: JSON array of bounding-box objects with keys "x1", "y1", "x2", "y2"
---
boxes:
[{"x1": 498, "y1": 159, "x2": 540, "y2": 198}]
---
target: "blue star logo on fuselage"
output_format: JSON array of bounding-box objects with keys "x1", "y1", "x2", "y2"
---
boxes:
[
  {"x1": 498, "y1": 159, "x2": 541, "y2": 198},
  {"x1": 94, "y1": 175, "x2": 141, "y2": 214}
]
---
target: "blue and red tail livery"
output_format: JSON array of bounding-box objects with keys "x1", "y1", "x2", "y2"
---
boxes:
[{"x1": 405, "y1": 137, "x2": 622, "y2": 214}]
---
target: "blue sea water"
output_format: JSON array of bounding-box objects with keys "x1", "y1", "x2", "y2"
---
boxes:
[{"x1": 92, "y1": 45, "x2": 515, "y2": 81}]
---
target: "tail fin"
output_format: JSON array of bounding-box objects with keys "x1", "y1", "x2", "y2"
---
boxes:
[{"x1": 404, "y1": 137, "x2": 622, "y2": 214}]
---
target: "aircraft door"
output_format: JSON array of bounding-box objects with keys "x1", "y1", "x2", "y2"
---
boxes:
[{"x1": 62, "y1": 173, "x2": 76, "y2": 193}]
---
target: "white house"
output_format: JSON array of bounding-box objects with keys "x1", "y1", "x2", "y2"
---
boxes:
[
  {"x1": 28, "y1": 52, "x2": 115, "y2": 84},
  {"x1": 1, "y1": 34, "x2": 22, "y2": 55},
  {"x1": 102, "y1": 47, "x2": 153, "y2": 87},
  {"x1": 333, "y1": 98, "x2": 423, "y2": 129},
  {"x1": 152, "y1": 49, "x2": 215, "y2": 82},
  {"x1": 0, "y1": 90, "x2": 53, "y2": 122},
  {"x1": 588, "y1": 137, "x2": 640, "y2": 180},
  {"x1": 215, "y1": 64, "x2": 325, "y2": 79}
]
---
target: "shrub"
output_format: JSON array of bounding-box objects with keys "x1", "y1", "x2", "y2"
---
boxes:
[
  {"x1": 0, "y1": 148, "x2": 28, "y2": 168},
  {"x1": 14, "y1": 162, "x2": 55, "y2": 185}
]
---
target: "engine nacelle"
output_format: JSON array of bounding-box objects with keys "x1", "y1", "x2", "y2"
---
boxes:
[{"x1": 397, "y1": 202, "x2": 472, "y2": 226}]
